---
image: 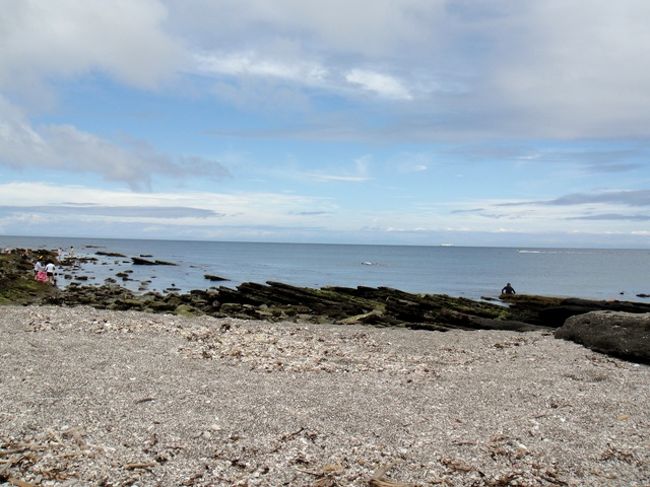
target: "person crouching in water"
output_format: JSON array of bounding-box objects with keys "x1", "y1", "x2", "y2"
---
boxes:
[
  {"x1": 501, "y1": 282, "x2": 516, "y2": 295},
  {"x1": 45, "y1": 262, "x2": 57, "y2": 285}
]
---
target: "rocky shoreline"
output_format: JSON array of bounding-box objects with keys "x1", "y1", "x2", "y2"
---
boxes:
[{"x1": 1, "y1": 248, "x2": 649, "y2": 363}]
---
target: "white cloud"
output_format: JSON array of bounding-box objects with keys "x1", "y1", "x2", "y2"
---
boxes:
[
  {"x1": 487, "y1": 1, "x2": 650, "y2": 137},
  {"x1": 345, "y1": 69, "x2": 412, "y2": 100},
  {"x1": 194, "y1": 52, "x2": 327, "y2": 84},
  {"x1": 301, "y1": 155, "x2": 372, "y2": 182},
  {"x1": 194, "y1": 51, "x2": 419, "y2": 105},
  {"x1": 392, "y1": 152, "x2": 432, "y2": 173},
  {"x1": 0, "y1": 97, "x2": 229, "y2": 187},
  {"x1": 0, "y1": 0, "x2": 184, "y2": 95},
  {"x1": 4, "y1": 0, "x2": 650, "y2": 139},
  {"x1": 163, "y1": 0, "x2": 442, "y2": 58},
  {"x1": 178, "y1": 0, "x2": 650, "y2": 137},
  {"x1": 0, "y1": 182, "x2": 334, "y2": 227}
]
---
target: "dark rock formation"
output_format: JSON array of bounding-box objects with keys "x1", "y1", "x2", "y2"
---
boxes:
[
  {"x1": 501, "y1": 294, "x2": 650, "y2": 327},
  {"x1": 131, "y1": 257, "x2": 157, "y2": 265},
  {"x1": 131, "y1": 257, "x2": 177, "y2": 266},
  {"x1": 48, "y1": 280, "x2": 548, "y2": 332},
  {"x1": 96, "y1": 251, "x2": 127, "y2": 257},
  {"x1": 556, "y1": 311, "x2": 650, "y2": 364},
  {"x1": 204, "y1": 274, "x2": 229, "y2": 281}
]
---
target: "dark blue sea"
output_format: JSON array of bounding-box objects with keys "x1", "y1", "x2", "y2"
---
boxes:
[{"x1": 2, "y1": 236, "x2": 649, "y2": 302}]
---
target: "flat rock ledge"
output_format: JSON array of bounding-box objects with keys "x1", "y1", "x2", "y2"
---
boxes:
[{"x1": 1, "y1": 306, "x2": 649, "y2": 486}]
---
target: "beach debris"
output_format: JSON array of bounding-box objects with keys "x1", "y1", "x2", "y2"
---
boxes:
[
  {"x1": 124, "y1": 461, "x2": 157, "y2": 470},
  {"x1": 369, "y1": 463, "x2": 416, "y2": 487},
  {"x1": 440, "y1": 456, "x2": 475, "y2": 473}
]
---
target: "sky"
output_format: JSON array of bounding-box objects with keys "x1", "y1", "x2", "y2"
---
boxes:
[{"x1": 1, "y1": 0, "x2": 650, "y2": 248}]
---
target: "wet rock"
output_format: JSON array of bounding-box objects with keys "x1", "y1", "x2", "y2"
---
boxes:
[
  {"x1": 204, "y1": 274, "x2": 229, "y2": 282},
  {"x1": 131, "y1": 257, "x2": 177, "y2": 266},
  {"x1": 174, "y1": 304, "x2": 200, "y2": 316},
  {"x1": 96, "y1": 251, "x2": 127, "y2": 257},
  {"x1": 556, "y1": 311, "x2": 650, "y2": 364},
  {"x1": 502, "y1": 294, "x2": 650, "y2": 327}
]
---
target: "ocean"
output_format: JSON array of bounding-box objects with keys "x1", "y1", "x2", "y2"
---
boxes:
[{"x1": 2, "y1": 235, "x2": 649, "y2": 302}]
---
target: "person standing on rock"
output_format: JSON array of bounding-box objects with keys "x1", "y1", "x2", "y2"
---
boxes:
[
  {"x1": 501, "y1": 282, "x2": 516, "y2": 295},
  {"x1": 45, "y1": 262, "x2": 57, "y2": 285}
]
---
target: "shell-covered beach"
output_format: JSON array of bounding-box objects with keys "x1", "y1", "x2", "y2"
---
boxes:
[{"x1": 1, "y1": 305, "x2": 648, "y2": 486}]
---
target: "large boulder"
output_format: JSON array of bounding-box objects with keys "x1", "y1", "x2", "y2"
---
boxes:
[{"x1": 555, "y1": 311, "x2": 650, "y2": 364}]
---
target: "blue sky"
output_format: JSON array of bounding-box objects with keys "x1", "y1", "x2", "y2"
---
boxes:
[{"x1": 1, "y1": 0, "x2": 650, "y2": 247}]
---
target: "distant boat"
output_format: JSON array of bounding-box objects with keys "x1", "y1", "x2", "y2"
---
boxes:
[
  {"x1": 361, "y1": 261, "x2": 375, "y2": 266},
  {"x1": 439, "y1": 243, "x2": 454, "y2": 247}
]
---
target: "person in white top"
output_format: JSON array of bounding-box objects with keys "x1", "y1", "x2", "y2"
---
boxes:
[
  {"x1": 33, "y1": 260, "x2": 44, "y2": 279},
  {"x1": 45, "y1": 262, "x2": 57, "y2": 285}
]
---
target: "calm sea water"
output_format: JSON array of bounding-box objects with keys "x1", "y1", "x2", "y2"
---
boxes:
[{"x1": 2, "y1": 235, "x2": 649, "y2": 302}]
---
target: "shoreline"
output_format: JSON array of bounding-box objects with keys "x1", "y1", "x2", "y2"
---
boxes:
[
  {"x1": 1, "y1": 305, "x2": 649, "y2": 486},
  {"x1": 3, "y1": 237, "x2": 650, "y2": 302},
  {"x1": 2, "y1": 247, "x2": 650, "y2": 365}
]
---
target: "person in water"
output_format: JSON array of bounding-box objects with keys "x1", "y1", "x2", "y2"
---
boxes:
[{"x1": 501, "y1": 282, "x2": 516, "y2": 295}]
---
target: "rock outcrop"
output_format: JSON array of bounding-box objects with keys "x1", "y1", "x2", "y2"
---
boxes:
[
  {"x1": 501, "y1": 294, "x2": 650, "y2": 327},
  {"x1": 95, "y1": 251, "x2": 127, "y2": 257},
  {"x1": 204, "y1": 274, "x2": 228, "y2": 281},
  {"x1": 555, "y1": 311, "x2": 650, "y2": 364},
  {"x1": 0, "y1": 249, "x2": 60, "y2": 305},
  {"x1": 131, "y1": 257, "x2": 177, "y2": 266}
]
